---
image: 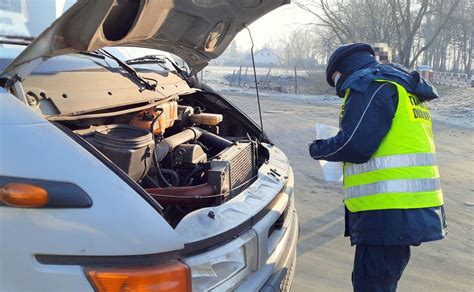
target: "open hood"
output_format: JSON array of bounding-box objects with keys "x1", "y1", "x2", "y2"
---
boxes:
[{"x1": 3, "y1": 0, "x2": 289, "y2": 77}]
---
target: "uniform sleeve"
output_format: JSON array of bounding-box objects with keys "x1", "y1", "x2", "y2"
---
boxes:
[{"x1": 309, "y1": 82, "x2": 398, "y2": 163}]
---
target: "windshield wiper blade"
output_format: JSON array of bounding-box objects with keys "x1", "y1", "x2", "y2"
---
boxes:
[
  {"x1": 125, "y1": 55, "x2": 167, "y2": 65},
  {"x1": 166, "y1": 57, "x2": 193, "y2": 86},
  {"x1": 78, "y1": 51, "x2": 106, "y2": 59},
  {"x1": 97, "y1": 49, "x2": 156, "y2": 92},
  {"x1": 125, "y1": 54, "x2": 192, "y2": 86}
]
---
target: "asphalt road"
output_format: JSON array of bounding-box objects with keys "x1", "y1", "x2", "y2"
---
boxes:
[{"x1": 220, "y1": 88, "x2": 474, "y2": 291}]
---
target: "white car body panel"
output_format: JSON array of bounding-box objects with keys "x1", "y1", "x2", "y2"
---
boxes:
[
  {"x1": 0, "y1": 94, "x2": 184, "y2": 291},
  {"x1": 175, "y1": 145, "x2": 289, "y2": 243},
  {"x1": 181, "y1": 167, "x2": 297, "y2": 291}
]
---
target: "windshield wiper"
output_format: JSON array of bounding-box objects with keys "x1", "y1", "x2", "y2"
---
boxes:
[
  {"x1": 0, "y1": 35, "x2": 34, "y2": 45},
  {"x1": 125, "y1": 55, "x2": 167, "y2": 65},
  {"x1": 78, "y1": 51, "x2": 106, "y2": 59},
  {"x1": 97, "y1": 49, "x2": 156, "y2": 92},
  {"x1": 125, "y1": 54, "x2": 170, "y2": 73},
  {"x1": 125, "y1": 54, "x2": 192, "y2": 85}
]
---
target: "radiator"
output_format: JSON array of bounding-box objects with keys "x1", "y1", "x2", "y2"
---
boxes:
[
  {"x1": 209, "y1": 142, "x2": 256, "y2": 198},
  {"x1": 226, "y1": 142, "x2": 256, "y2": 195}
]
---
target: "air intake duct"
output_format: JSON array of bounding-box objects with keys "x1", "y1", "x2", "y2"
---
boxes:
[{"x1": 155, "y1": 127, "x2": 233, "y2": 162}]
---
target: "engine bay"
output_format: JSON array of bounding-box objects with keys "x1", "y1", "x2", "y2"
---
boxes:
[{"x1": 63, "y1": 92, "x2": 267, "y2": 226}]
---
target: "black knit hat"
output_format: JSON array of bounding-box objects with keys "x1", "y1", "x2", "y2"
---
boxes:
[{"x1": 326, "y1": 43, "x2": 376, "y2": 87}]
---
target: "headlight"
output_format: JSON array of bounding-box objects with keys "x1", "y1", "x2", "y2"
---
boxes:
[{"x1": 182, "y1": 230, "x2": 257, "y2": 291}]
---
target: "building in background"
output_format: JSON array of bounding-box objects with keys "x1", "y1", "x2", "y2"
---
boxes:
[{"x1": 252, "y1": 47, "x2": 282, "y2": 67}]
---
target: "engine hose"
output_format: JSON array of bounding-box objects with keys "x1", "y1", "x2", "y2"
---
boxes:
[
  {"x1": 159, "y1": 127, "x2": 232, "y2": 157},
  {"x1": 163, "y1": 128, "x2": 197, "y2": 150},
  {"x1": 182, "y1": 163, "x2": 207, "y2": 186},
  {"x1": 153, "y1": 147, "x2": 173, "y2": 187},
  {"x1": 197, "y1": 129, "x2": 233, "y2": 151},
  {"x1": 150, "y1": 109, "x2": 164, "y2": 133},
  {"x1": 161, "y1": 168, "x2": 180, "y2": 186}
]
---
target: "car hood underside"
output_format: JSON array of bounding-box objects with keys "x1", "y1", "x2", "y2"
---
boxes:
[{"x1": 3, "y1": 0, "x2": 289, "y2": 77}]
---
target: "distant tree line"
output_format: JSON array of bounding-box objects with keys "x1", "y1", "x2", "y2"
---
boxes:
[{"x1": 286, "y1": 0, "x2": 472, "y2": 74}]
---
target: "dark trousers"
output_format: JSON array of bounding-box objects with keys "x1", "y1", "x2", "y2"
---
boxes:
[{"x1": 352, "y1": 245, "x2": 411, "y2": 292}]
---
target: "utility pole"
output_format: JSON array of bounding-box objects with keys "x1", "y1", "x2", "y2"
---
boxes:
[
  {"x1": 263, "y1": 68, "x2": 272, "y2": 89},
  {"x1": 230, "y1": 70, "x2": 236, "y2": 86},
  {"x1": 294, "y1": 66, "x2": 298, "y2": 94},
  {"x1": 237, "y1": 65, "x2": 242, "y2": 87},
  {"x1": 244, "y1": 67, "x2": 248, "y2": 86}
]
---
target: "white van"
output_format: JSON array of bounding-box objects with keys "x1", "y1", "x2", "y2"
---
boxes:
[{"x1": 0, "y1": 0, "x2": 298, "y2": 291}]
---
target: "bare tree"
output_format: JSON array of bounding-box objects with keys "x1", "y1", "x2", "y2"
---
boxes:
[
  {"x1": 420, "y1": 0, "x2": 473, "y2": 73},
  {"x1": 394, "y1": 0, "x2": 462, "y2": 68},
  {"x1": 295, "y1": 0, "x2": 463, "y2": 68},
  {"x1": 277, "y1": 27, "x2": 323, "y2": 69}
]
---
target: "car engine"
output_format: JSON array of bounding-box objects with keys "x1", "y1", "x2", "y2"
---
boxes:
[{"x1": 71, "y1": 97, "x2": 261, "y2": 225}]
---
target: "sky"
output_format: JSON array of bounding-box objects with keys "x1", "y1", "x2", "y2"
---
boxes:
[{"x1": 233, "y1": 3, "x2": 315, "y2": 51}]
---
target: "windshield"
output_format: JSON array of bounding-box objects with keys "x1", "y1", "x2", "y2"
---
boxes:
[{"x1": 0, "y1": 0, "x2": 73, "y2": 39}]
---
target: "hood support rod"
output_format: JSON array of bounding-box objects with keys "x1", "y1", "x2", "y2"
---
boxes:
[{"x1": 244, "y1": 25, "x2": 264, "y2": 136}]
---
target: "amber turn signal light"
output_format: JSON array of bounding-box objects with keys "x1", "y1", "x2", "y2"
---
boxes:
[
  {"x1": 0, "y1": 183, "x2": 48, "y2": 207},
  {"x1": 86, "y1": 261, "x2": 192, "y2": 292}
]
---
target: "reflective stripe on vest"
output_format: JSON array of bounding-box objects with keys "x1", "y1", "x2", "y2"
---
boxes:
[
  {"x1": 345, "y1": 177, "x2": 441, "y2": 199},
  {"x1": 344, "y1": 153, "x2": 438, "y2": 176},
  {"x1": 342, "y1": 80, "x2": 444, "y2": 212}
]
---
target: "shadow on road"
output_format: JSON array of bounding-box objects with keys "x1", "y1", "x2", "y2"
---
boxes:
[{"x1": 297, "y1": 207, "x2": 345, "y2": 256}]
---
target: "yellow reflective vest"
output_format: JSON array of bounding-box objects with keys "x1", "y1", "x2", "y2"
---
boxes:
[{"x1": 342, "y1": 80, "x2": 444, "y2": 212}]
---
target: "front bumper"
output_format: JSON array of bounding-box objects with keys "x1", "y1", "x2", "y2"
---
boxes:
[
  {"x1": 180, "y1": 146, "x2": 299, "y2": 291},
  {"x1": 261, "y1": 211, "x2": 298, "y2": 291},
  {"x1": 181, "y1": 167, "x2": 299, "y2": 291},
  {"x1": 237, "y1": 206, "x2": 299, "y2": 292}
]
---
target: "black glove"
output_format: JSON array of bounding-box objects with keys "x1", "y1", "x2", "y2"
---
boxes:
[{"x1": 308, "y1": 139, "x2": 324, "y2": 158}]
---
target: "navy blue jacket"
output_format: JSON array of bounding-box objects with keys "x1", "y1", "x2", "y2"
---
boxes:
[{"x1": 309, "y1": 52, "x2": 447, "y2": 246}]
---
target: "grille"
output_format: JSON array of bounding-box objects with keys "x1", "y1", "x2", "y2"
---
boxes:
[{"x1": 218, "y1": 142, "x2": 256, "y2": 196}]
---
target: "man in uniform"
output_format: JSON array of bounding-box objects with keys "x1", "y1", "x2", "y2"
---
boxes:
[{"x1": 309, "y1": 43, "x2": 447, "y2": 291}]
